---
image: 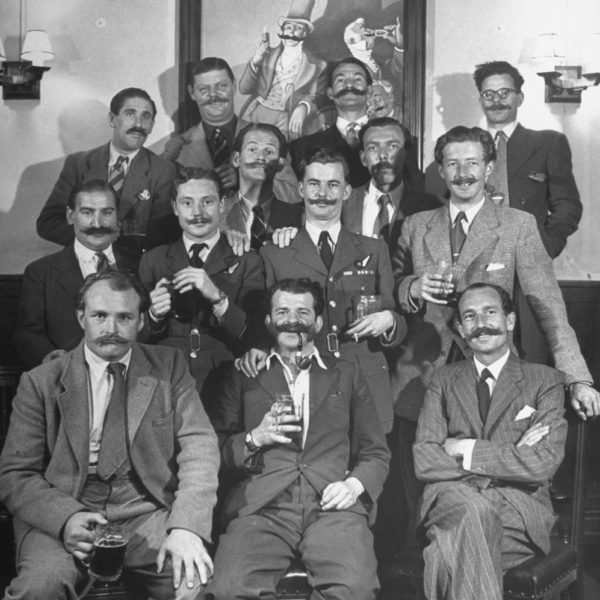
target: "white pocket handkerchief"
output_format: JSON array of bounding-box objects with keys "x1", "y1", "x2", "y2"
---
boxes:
[
  {"x1": 485, "y1": 263, "x2": 505, "y2": 272},
  {"x1": 515, "y1": 405, "x2": 536, "y2": 421}
]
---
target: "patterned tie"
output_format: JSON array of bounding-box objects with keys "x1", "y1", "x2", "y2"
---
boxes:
[
  {"x1": 250, "y1": 205, "x2": 267, "y2": 250},
  {"x1": 345, "y1": 122, "x2": 360, "y2": 148},
  {"x1": 318, "y1": 230, "x2": 333, "y2": 271},
  {"x1": 97, "y1": 363, "x2": 127, "y2": 481},
  {"x1": 108, "y1": 155, "x2": 128, "y2": 195},
  {"x1": 210, "y1": 127, "x2": 229, "y2": 167},
  {"x1": 95, "y1": 252, "x2": 110, "y2": 273},
  {"x1": 477, "y1": 368, "x2": 494, "y2": 423},
  {"x1": 189, "y1": 243, "x2": 208, "y2": 268},
  {"x1": 374, "y1": 193, "x2": 391, "y2": 238},
  {"x1": 450, "y1": 211, "x2": 467, "y2": 263},
  {"x1": 488, "y1": 130, "x2": 509, "y2": 206}
]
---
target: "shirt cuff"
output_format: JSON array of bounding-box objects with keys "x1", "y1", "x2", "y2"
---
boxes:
[{"x1": 461, "y1": 439, "x2": 477, "y2": 471}]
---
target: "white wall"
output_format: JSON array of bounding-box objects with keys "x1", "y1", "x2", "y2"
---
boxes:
[
  {"x1": 425, "y1": 0, "x2": 600, "y2": 279},
  {"x1": 0, "y1": 0, "x2": 178, "y2": 273}
]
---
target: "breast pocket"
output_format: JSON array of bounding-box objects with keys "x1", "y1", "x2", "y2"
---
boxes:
[{"x1": 340, "y1": 273, "x2": 376, "y2": 295}]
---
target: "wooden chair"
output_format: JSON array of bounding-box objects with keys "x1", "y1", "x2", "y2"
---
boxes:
[{"x1": 382, "y1": 415, "x2": 589, "y2": 600}]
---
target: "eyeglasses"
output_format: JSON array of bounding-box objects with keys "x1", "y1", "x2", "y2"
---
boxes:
[{"x1": 480, "y1": 88, "x2": 519, "y2": 102}]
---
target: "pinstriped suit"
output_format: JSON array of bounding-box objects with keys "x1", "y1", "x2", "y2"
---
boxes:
[{"x1": 414, "y1": 354, "x2": 567, "y2": 600}]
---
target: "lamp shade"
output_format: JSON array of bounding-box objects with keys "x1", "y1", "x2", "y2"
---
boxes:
[
  {"x1": 532, "y1": 33, "x2": 566, "y2": 72},
  {"x1": 0, "y1": 35, "x2": 6, "y2": 61},
  {"x1": 21, "y1": 29, "x2": 54, "y2": 65}
]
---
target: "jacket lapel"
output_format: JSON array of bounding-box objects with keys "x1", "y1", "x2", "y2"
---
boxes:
[
  {"x1": 126, "y1": 344, "x2": 158, "y2": 444},
  {"x1": 485, "y1": 354, "x2": 524, "y2": 437},
  {"x1": 507, "y1": 124, "x2": 538, "y2": 179},
  {"x1": 451, "y1": 361, "x2": 483, "y2": 434},
  {"x1": 166, "y1": 238, "x2": 191, "y2": 275},
  {"x1": 290, "y1": 228, "x2": 328, "y2": 276},
  {"x1": 55, "y1": 246, "x2": 84, "y2": 298},
  {"x1": 343, "y1": 186, "x2": 367, "y2": 234},
  {"x1": 203, "y1": 235, "x2": 231, "y2": 276},
  {"x1": 307, "y1": 362, "x2": 339, "y2": 418},
  {"x1": 330, "y1": 228, "x2": 364, "y2": 274},
  {"x1": 256, "y1": 361, "x2": 290, "y2": 407},
  {"x1": 423, "y1": 206, "x2": 453, "y2": 266},
  {"x1": 224, "y1": 195, "x2": 247, "y2": 235},
  {"x1": 85, "y1": 144, "x2": 110, "y2": 180},
  {"x1": 120, "y1": 148, "x2": 151, "y2": 220}
]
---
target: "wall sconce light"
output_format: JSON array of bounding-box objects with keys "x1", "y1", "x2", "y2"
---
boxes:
[
  {"x1": 0, "y1": 29, "x2": 54, "y2": 100},
  {"x1": 533, "y1": 33, "x2": 600, "y2": 103}
]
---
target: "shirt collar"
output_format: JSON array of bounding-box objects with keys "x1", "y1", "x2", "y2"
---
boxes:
[
  {"x1": 266, "y1": 347, "x2": 327, "y2": 371},
  {"x1": 74, "y1": 239, "x2": 116, "y2": 265},
  {"x1": 487, "y1": 120, "x2": 518, "y2": 140},
  {"x1": 336, "y1": 114, "x2": 369, "y2": 135},
  {"x1": 366, "y1": 179, "x2": 403, "y2": 211},
  {"x1": 182, "y1": 230, "x2": 220, "y2": 255},
  {"x1": 474, "y1": 349, "x2": 510, "y2": 381},
  {"x1": 109, "y1": 143, "x2": 140, "y2": 165},
  {"x1": 84, "y1": 344, "x2": 132, "y2": 378},
  {"x1": 305, "y1": 221, "x2": 341, "y2": 246},
  {"x1": 449, "y1": 196, "x2": 486, "y2": 227}
]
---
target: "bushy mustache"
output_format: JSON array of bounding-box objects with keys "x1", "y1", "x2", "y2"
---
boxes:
[
  {"x1": 487, "y1": 104, "x2": 510, "y2": 111},
  {"x1": 200, "y1": 97, "x2": 229, "y2": 106},
  {"x1": 275, "y1": 321, "x2": 310, "y2": 333},
  {"x1": 451, "y1": 176, "x2": 477, "y2": 185},
  {"x1": 126, "y1": 127, "x2": 147, "y2": 135},
  {"x1": 333, "y1": 87, "x2": 367, "y2": 98},
  {"x1": 467, "y1": 326, "x2": 502, "y2": 340},
  {"x1": 83, "y1": 226, "x2": 118, "y2": 235},
  {"x1": 96, "y1": 335, "x2": 129, "y2": 345},
  {"x1": 308, "y1": 197, "x2": 337, "y2": 206},
  {"x1": 278, "y1": 33, "x2": 306, "y2": 42},
  {"x1": 186, "y1": 217, "x2": 213, "y2": 225}
]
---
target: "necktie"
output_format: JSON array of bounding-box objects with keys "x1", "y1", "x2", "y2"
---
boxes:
[
  {"x1": 318, "y1": 230, "x2": 333, "y2": 271},
  {"x1": 345, "y1": 122, "x2": 360, "y2": 148},
  {"x1": 477, "y1": 368, "x2": 493, "y2": 424},
  {"x1": 250, "y1": 205, "x2": 267, "y2": 250},
  {"x1": 108, "y1": 155, "x2": 128, "y2": 195},
  {"x1": 450, "y1": 211, "x2": 467, "y2": 263},
  {"x1": 97, "y1": 363, "x2": 127, "y2": 481},
  {"x1": 95, "y1": 252, "x2": 110, "y2": 274},
  {"x1": 211, "y1": 127, "x2": 229, "y2": 167},
  {"x1": 374, "y1": 193, "x2": 391, "y2": 238},
  {"x1": 488, "y1": 131, "x2": 509, "y2": 206},
  {"x1": 189, "y1": 243, "x2": 208, "y2": 268}
]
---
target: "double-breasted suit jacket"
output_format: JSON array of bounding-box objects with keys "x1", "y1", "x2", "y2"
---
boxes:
[
  {"x1": 260, "y1": 227, "x2": 407, "y2": 433},
  {"x1": 342, "y1": 183, "x2": 442, "y2": 253},
  {"x1": 0, "y1": 342, "x2": 219, "y2": 548},
  {"x1": 37, "y1": 143, "x2": 178, "y2": 257},
  {"x1": 214, "y1": 358, "x2": 390, "y2": 526},
  {"x1": 238, "y1": 45, "x2": 327, "y2": 121},
  {"x1": 414, "y1": 354, "x2": 567, "y2": 554},
  {"x1": 13, "y1": 244, "x2": 137, "y2": 370},
  {"x1": 506, "y1": 124, "x2": 581, "y2": 259},
  {"x1": 392, "y1": 199, "x2": 591, "y2": 421}
]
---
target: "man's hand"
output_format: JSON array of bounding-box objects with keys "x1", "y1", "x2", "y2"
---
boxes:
[
  {"x1": 251, "y1": 37, "x2": 270, "y2": 66},
  {"x1": 516, "y1": 422, "x2": 550, "y2": 448},
  {"x1": 157, "y1": 528, "x2": 213, "y2": 589},
  {"x1": 214, "y1": 164, "x2": 238, "y2": 192},
  {"x1": 42, "y1": 349, "x2": 66, "y2": 364},
  {"x1": 443, "y1": 438, "x2": 472, "y2": 457},
  {"x1": 62, "y1": 512, "x2": 107, "y2": 563},
  {"x1": 250, "y1": 405, "x2": 301, "y2": 448},
  {"x1": 149, "y1": 277, "x2": 173, "y2": 319},
  {"x1": 225, "y1": 229, "x2": 250, "y2": 257},
  {"x1": 346, "y1": 310, "x2": 394, "y2": 340},
  {"x1": 234, "y1": 348, "x2": 268, "y2": 378},
  {"x1": 288, "y1": 105, "x2": 308, "y2": 140},
  {"x1": 172, "y1": 267, "x2": 221, "y2": 302},
  {"x1": 410, "y1": 272, "x2": 453, "y2": 305},
  {"x1": 570, "y1": 383, "x2": 600, "y2": 421},
  {"x1": 271, "y1": 227, "x2": 298, "y2": 248},
  {"x1": 321, "y1": 478, "x2": 364, "y2": 511}
]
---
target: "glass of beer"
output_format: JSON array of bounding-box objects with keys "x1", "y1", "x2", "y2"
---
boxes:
[
  {"x1": 352, "y1": 294, "x2": 382, "y2": 321},
  {"x1": 89, "y1": 523, "x2": 128, "y2": 582},
  {"x1": 433, "y1": 260, "x2": 461, "y2": 301},
  {"x1": 272, "y1": 394, "x2": 302, "y2": 428}
]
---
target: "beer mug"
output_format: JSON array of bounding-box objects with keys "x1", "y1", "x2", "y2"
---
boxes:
[
  {"x1": 433, "y1": 260, "x2": 462, "y2": 302},
  {"x1": 89, "y1": 523, "x2": 129, "y2": 582}
]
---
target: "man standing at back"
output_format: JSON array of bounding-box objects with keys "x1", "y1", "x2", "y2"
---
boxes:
[{"x1": 37, "y1": 88, "x2": 177, "y2": 261}]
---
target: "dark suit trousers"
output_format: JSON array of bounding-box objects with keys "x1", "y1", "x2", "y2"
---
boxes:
[
  {"x1": 421, "y1": 482, "x2": 537, "y2": 600},
  {"x1": 210, "y1": 480, "x2": 378, "y2": 600}
]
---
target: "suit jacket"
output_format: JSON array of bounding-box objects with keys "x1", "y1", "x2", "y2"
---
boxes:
[
  {"x1": 13, "y1": 244, "x2": 137, "y2": 370},
  {"x1": 392, "y1": 199, "x2": 592, "y2": 421},
  {"x1": 290, "y1": 125, "x2": 370, "y2": 187},
  {"x1": 37, "y1": 143, "x2": 179, "y2": 257},
  {"x1": 342, "y1": 182, "x2": 442, "y2": 252},
  {"x1": 238, "y1": 45, "x2": 327, "y2": 116},
  {"x1": 0, "y1": 342, "x2": 219, "y2": 546},
  {"x1": 506, "y1": 124, "x2": 581, "y2": 258},
  {"x1": 138, "y1": 235, "x2": 266, "y2": 357},
  {"x1": 214, "y1": 358, "x2": 389, "y2": 525},
  {"x1": 162, "y1": 119, "x2": 301, "y2": 204},
  {"x1": 223, "y1": 192, "x2": 304, "y2": 236},
  {"x1": 414, "y1": 354, "x2": 567, "y2": 553},
  {"x1": 260, "y1": 227, "x2": 407, "y2": 432}
]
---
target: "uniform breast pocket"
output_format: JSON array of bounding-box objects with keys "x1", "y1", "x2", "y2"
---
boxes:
[{"x1": 340, "y1": 273, "x2": 376, "y2": 295}]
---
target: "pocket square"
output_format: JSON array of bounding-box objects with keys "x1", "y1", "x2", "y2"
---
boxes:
[
  {"x1": 515, "y1": 405, "x2": 536, "y2": 421},
  {"x1": 528, "y1": 171, "x2": 547, "y2": 183},
  {"x1": 227, "y1": 262, "x2": 240, "y2": 274},
  {"x1": 485, "y1": 263, "x2": 505, "y2": 271}
]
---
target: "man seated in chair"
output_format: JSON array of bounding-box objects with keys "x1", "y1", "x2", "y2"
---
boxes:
[
  {"x1": 414, "y1": 282, "x2": 567, "y2": 600},
  {"x1": 209, "y1": 278, "x2": 390, "y2": 599}
]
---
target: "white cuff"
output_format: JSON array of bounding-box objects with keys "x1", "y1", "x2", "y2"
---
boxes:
[{"x1": 461, "y1": 439, "x2": 477, "y2": 471}]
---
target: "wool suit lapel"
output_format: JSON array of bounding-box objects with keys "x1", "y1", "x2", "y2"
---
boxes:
[
  {"x1": 54, "y1": 246, "x2": 84, "y2": 299},
  {"x1": 449, "y1": 360, "x2": 483, "y2": 435},
  {"x1": 166, "y1": 238, "x2": 191, "y2": 275},
  {"x1": 423, "y1": 205, "x2": 453, "y2": 267},
  {"x1": 203, "y1": 235, "x2": 233, "y2": 276},
  {"x1": 84, "y1": 144, "x2": 111, "y2": 181},
  {"x1": 307, "y1": 361, "x2": 339, "y2": 420},
  {"x1": 120, "y1": 148, "x2": 151, "y2": 221},
  {"x1": 256, "y1": 361, "x2": 290, "y2": 407},
  {"x1": 126, "y1": 344, "x2": 158, "y2": 445},
  {"x1": 57, "y1": 343, "x2": 91, "y2": 472},
  {"x1": 484, "y1": 354, "x2": 524, "y2": 438},
  {"x1": 225, "y1": 196, "x2": 247, "y2": 235},
  {"x1": 507, "y1": 124, "x2": 538, "y2": 180},
  {"x1": 331, "y1": 228, "x2": 364, "y2": 274},
  {"x1": 290, "y1": 228, "x2": 328, "y2": 276},
  {"x1": 343, "y1": 186, "x2": 367, "y2": 234}
]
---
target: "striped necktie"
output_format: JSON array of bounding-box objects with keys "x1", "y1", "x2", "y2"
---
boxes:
[
  {"x1": 250, "y1": 205, "x2": 267, "y2": 250},
  {"x1": 450, "y1": 211, "x2": 467, "y2": 263},
  {"x1": 95, "y1": 252, "x2": 110, "y2": 273},
  {"x1": 374, "y1": 193, "x2": 391, "y2": 238},
  {"x1": 108, "y1": 155, "x2": 128, "y2": 195},
  {"x1": 211, "y1": 127, "x2": 229, "y2": 167},
  {"x1": 189, "y1": 243, "x2": 207, "y2": 268}
]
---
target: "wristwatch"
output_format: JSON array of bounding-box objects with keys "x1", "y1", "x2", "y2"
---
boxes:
[
  {"x1": 245, "y1": 431, "x2": 260, "y2": 452},
  {"x1": 212, "y1": 289, "x2": 228, "y2": 305}
]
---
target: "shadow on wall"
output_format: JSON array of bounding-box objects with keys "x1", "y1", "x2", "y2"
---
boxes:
[
  {"x1": 1, "y1": 100, "x2": 109, "y2": 274},
  {"x1": 424, "y1": 72, "x2": 482, "y2": 198}
]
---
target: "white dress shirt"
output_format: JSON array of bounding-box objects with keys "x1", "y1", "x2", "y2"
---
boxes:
[{"x1": 74, "y1": 239, "x2": 116, "y2": 278}]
